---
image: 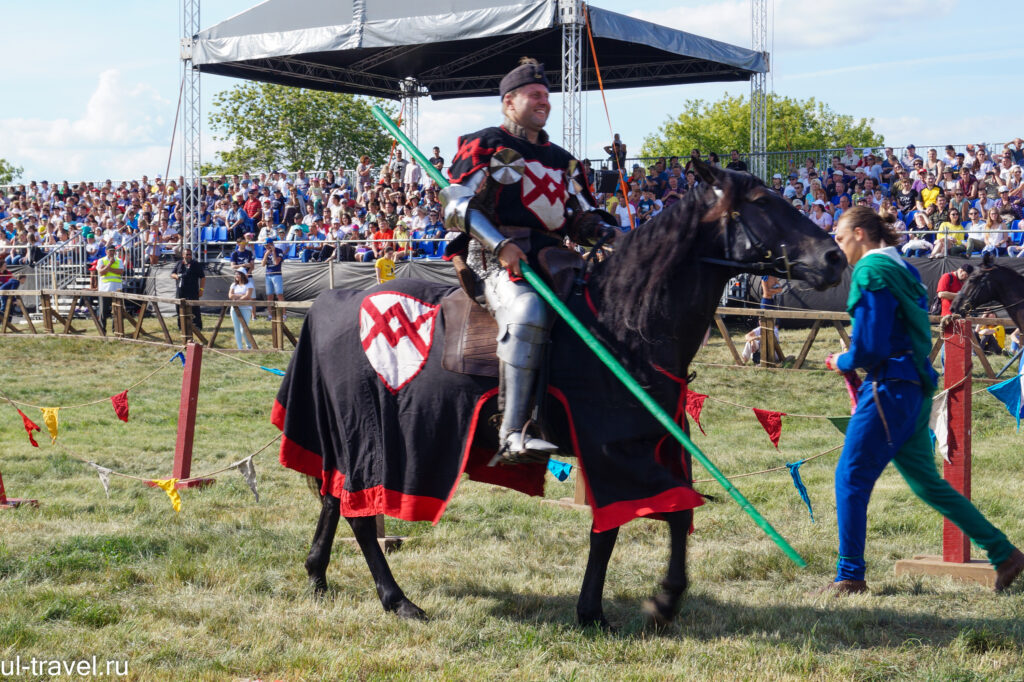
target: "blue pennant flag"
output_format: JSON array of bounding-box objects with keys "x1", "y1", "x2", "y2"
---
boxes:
[
  {"x1": 786, "y1": 460, "x2": 814, "y2": 522},
  {"x1": 170, "y1": 351, "x2": 186, "y2": 367},
  {"x1": 260, "y1": 366, "x2": 286, "y2": 377},
  {"x1": 987, "y1": 375, "x2": 1024, "y2": 429},
  {"x1": 547, "y1": 458, "x2": 572, "y2": 482}
]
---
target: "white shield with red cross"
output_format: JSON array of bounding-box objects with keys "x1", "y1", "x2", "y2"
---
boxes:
[
  {"x1": 521, "y1": 160, "x2": 566, "y2": 231},
  {"x1": 359, "y1": 292, "x2": 439, "y2": 393}
]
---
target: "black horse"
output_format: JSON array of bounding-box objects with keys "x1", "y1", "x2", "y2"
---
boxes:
[
  {"x1": 951, "y1": 253, "x2": 1024, "y2": 327},
  {"x1": 273, "y1": 163, "x2": 846, "y2": 628}
]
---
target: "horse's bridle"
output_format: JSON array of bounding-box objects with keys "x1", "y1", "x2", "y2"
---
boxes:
[{"x1": 699, "y1": 195, "x2": 793, "y2": 278}]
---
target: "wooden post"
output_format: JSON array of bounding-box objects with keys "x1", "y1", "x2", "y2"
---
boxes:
[
  {"x1": 0, "y1": 467, "x2": 39, "y2": 509},
  {"x1": 943, "y1": 318, "x2": 972, "y2": 563},
  {"x1": 894, "y1": 319, "x2": 994, "y2": 586},
  {"x1": 171, "y1": 342, "x2": 214, "y2": 489}
]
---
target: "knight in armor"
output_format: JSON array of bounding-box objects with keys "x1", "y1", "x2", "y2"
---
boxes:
[{"x1": 440, "y1": 57, "x2": 619, "y2": 463}]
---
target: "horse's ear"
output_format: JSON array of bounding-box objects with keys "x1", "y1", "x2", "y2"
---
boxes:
[
  {"x1": 983, "y1": 252, "x2": 994, "y2": 268},
  {"x1": 691, "y1": 158, "x2": 720, "y2": 187}
]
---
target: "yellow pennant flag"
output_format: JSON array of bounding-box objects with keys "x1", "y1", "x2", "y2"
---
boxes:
[
  {"x1": 151, "y1": 478, "x2": 182, "y2": 512},
  {"x1": 40, "y1": 407, "x2": 60, "y2": 443}
]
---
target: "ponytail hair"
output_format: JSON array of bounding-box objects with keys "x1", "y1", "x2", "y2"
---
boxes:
[{"x1": 842, "y1": 205, "x2": 899, "y2": 246}]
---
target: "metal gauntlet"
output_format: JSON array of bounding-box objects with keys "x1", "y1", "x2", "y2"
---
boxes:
[{"x1": 440, "y1": 182, "x2": 510, "y2": 258}]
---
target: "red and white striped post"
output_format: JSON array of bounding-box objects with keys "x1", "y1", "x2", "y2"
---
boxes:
[{"x1": 895, "y1": 319, "x2": 995, "y2": 585}]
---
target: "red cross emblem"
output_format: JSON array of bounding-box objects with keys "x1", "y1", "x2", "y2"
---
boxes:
[
  {"x1": 521, "y1": 160, "x2": 566, "y2": 230},
  {"x1": 359, "y1": 293, "x2": 439, "y2": 393}
]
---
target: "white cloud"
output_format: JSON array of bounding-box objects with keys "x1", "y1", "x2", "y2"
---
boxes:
[
  {"x1": 0, "y1": 69, "x2": 172, "y2": 181},
  {"x1": 631, "y1": 0, "x2": 956, "y2": 51}
]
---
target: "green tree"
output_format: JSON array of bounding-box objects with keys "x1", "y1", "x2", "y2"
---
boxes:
[
  {"x1": 205, "y1": 83, "x2": 398, "y2": 174},
  {"x1": 0, "y1": 158, "x2": 23, "y2": 185},
  {"x1": 641, "y1": 94, "x2": 883, "y2": 158}
]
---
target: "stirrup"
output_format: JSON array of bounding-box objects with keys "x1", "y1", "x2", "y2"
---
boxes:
[{"x1": 488, "y1": 430, "x2": 558, "y2": 467}]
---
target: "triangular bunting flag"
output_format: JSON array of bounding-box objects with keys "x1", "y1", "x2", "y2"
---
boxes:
[
  {"x1": 236, "y1": 456, "x2": 260, "y2": 502},
  {"x1": 685, "y1": 391, "x2": 708, "y2": 435},
  {"x1": 987, "y1": 375, "x2": 1024, "y2": 429},
  {"x1": 88, "y1": 462, "x2": 112, "y2": 498},
  {"x1": 17, "y1": 409, "x2": 40, "y2": 447},
  {"x1": 110, "y1": 391, "x2": 130, "y2": 422},
  {"x1": 151, "y1": 478, "x2": 182, "y2": 512},
  {"x1": 260, "y1": 366, "x2": 286, "y2": 377},
  {"x1": 40, "y1": 407, "x2": 59, "y2": 444},
  {"x1": 929, "y1": 389, "x2": 950, "y2": 463},
  {"x1": 827, "y1": 416, "x2": 851, "y2": 434},
  {"x1": 546, "y1": 458, "x2": 573, "y2": 482},
  {"x1": 753, "y1": 408, "x2": 786, "y2": 448},
  {"x1": 171, "y1": 351, "x2": 185, "y2": 367},
  {"x1": 786, "y1": 461, "x2": 814, "y2": 522}
]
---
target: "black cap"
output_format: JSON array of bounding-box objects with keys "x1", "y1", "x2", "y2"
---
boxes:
[
  {"x1": 499, "y1": 58, "x2": 550, "y2": 98},
  {"x1": 961, "y1": 264, "x2": 975, "y2": 275}
]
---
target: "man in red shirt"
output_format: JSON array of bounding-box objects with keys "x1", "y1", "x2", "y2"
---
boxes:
[
  {"x1": 935, "y1": 264, "x2": 974, "y2": 316},
  {"x1": 243, "y1": 194, "x2": 261, "y2": 223}
]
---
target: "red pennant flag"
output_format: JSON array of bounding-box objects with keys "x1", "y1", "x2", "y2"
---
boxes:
[
  {"x1": 110, "y1": 391, "x2": 130, "y2": 422},
  {"x1": 753, "y1": 408, "x2": 786, "y2": 448},
  {"x1": 17, "y1": 409, "x2": 40, "y2": 447},
  {"x1": 686, "y1": 391, "x2": 708, "y2": 435}
]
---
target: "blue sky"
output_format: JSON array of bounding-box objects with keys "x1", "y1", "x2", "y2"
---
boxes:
[{"x1": 1, "y1": 0, "x2": 1021, "y2": 181}]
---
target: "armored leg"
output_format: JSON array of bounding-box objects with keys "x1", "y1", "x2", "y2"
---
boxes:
[{"x1": 483, "y1": 270, "x2": 557, "y2": 459}]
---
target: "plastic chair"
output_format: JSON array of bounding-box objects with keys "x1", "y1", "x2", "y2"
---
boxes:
[
  {"x1": 200, "y1": 226, "x2": 214, "y2": 243},
  {"x1": 214, "y1": 226, "x2": 229, "y2": 242},
  {"x1": 286, "y1": 243, "x2": 298, "y2": 259},
  {"x1": 254, "y1": 244, "x2": 266, "y2": 259}
]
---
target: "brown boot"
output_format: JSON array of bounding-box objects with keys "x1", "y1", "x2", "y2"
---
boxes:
[
  {"x1": 995, "y1": 549, "x2": 1024, "y2": 592},
  {"x1": 811, "y1": 579, "x2": 868, "y2": 597}
]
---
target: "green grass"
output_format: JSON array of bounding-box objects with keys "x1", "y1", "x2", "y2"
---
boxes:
[{"x1": 0, "y1": 328, "x2": 1023, "y2": 681}]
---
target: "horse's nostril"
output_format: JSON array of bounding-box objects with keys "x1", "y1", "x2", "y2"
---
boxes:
[{"x1": 826, "y1": 249, "x2": 842, "y2": 265}]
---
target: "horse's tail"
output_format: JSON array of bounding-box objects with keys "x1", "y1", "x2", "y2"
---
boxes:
[{"x1": 305, "y1": 475, "x2": 324, "y2": 501}]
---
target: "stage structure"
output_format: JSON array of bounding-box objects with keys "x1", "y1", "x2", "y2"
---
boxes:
[{"x1": 184, "y1": 0, "x2": 767, "y2": 185}]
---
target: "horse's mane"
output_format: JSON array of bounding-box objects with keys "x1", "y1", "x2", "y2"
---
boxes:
[
  {"x1": 592, "y1": 172, "x2": 748, "y2": 372},
  {"x1": 595, "y1": 188, "x2": 707, "y2": 336}
]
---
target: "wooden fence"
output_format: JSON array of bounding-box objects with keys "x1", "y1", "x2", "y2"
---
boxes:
[
  {"x1": 0, "y1": 289, "x2": 309, "y2": 351},
  {"x1": 713, "y1": 307, "x2": 1012, "y2": 378}
]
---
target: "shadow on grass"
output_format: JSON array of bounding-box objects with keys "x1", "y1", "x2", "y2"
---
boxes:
[{"x1": 434, "y1": 582, "x2": 1024, "y2": 650}]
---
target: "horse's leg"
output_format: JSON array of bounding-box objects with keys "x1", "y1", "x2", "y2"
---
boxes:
[
  {"x1": 346, "y1": 515, "x2": 427, "y2": 620},
  {"x1": 642, "y1": 509, "x2": 692, "y2": 626},
  {"x1": 305, "y1": 491, "x2": 340, "y2": 596},
  {"x1": 576, "y1": 524, "x2": 619, "y2": 629}
]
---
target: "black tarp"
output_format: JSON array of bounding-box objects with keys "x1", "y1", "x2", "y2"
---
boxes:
[{"x1": 192, "y1": 0, "x2": 766, "y2": 100}]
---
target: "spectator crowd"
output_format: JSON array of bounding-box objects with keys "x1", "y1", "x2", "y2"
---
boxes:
[{"x1": 3, "y1": 138, "x2": 1024, "y2": 278}]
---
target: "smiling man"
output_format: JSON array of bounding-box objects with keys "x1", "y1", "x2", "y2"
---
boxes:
[{"x1": 440, "y1": 57, "x2": 619, "y2": 463}]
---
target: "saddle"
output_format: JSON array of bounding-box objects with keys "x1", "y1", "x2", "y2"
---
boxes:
[{"x1": 441, "y1": 246, "x2": 583, "y2": 377}]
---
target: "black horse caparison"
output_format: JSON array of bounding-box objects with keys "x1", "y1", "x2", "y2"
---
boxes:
[
  {"x1": 289, "y1": 162, "x2": 846, "y2": 628},
  {"x1": 951, "y1": 253, "x2": 1024, "y2": 327}
]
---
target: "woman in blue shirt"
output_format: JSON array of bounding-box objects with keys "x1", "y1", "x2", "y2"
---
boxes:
[{"x1": 821, "y1": 206, "x2": 1024, "y2": 595}]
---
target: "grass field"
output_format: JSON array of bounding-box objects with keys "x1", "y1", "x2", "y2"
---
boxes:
[{"x1": 1, "y1": 325, "x2": 1023, "y2": 681}]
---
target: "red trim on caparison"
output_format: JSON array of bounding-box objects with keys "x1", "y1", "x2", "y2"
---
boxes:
[
  {"x1": 273, "y1": 399, "x2": 324, "y2": 478},
  {"x1": 546, "y1": 385, "x2": 703, "y2": 533},
  {"x1": 320, "y1": 469, "x2": 447, "y2": 522}
]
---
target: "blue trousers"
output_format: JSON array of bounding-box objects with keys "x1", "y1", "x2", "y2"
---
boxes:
[{"x1": 834, "y1": 379, "x2": 1014, "y2": 581}]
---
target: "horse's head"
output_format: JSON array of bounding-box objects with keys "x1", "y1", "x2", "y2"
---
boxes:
[
  {"x1": 691, "y1": 160, "x2": 846, "y2": 290},
  {"x1": 951, "y1": 253, "x2": 1004, "y2": 316}
]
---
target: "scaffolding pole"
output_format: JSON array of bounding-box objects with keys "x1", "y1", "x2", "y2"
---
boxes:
[
  {"x1": 400, "y1": 77, "x2": 420, "y2": 148},
  {"x1": 559, "y1": 0, "x2": 582, "y2": 157},
  {"x1": 749, "y1": 0, "x2": 768, "y2": 180},
  {"x1": 181, "y1": 0, "x2": 201, "y2": 251}
]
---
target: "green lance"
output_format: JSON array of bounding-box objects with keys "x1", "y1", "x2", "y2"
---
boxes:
[{"x1": 369, "y1": 105, "x2": 807, "y2": 567}]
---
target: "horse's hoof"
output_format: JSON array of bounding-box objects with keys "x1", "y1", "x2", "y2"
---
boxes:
[
  {"x1": 641, "y1": 596, "x2": 675, "y2": 628},
  {"x1": 309, "y1": 575, "x2": 328, "y2": 599},
  {"x1": 578, "y1": 615, "x2": 616, "y2": 633},
  {"x1": 389, "y1": 598, "x2": 428, "y2": 621}
]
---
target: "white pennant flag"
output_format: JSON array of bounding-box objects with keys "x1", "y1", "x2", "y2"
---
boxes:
[
  {"x1": 929, "y1": 389, "x2": 950, "y2": 463},
  {"x1": 235, "y1": 456, "x2": 259, "y2": 502},
  {"x1": 88, "y1": 462, "x2": 112, "y2": 498}
]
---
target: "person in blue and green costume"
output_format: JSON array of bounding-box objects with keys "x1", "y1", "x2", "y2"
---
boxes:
[{"x1": 819, "y1": 205, "x2": 1024, "y2": 595}]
